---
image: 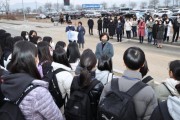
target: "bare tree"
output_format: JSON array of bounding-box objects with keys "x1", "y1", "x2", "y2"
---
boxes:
[
  {"x1": 175, "y1": 0, "x2": 180, "y2": 7},
  {"x1": 101, "y1": 2, "x2": 107, "y2": 9},
  {"x1": 44, "y1": 2, "x2": 52, "y2": 12},
  {"x1": 149, "y1": 0, "x2": 159, "y2": 9},
  {"x1": 120, "y1": 4, "x2": 126, "y2": 8},
  {"x1": 130, "y1": 2, "x2": 137, "y2": 9},
  {"x1": 112, "y1": 4, "x2": 117, "y2": 9},
  {"x1": 140, "y1": 2, "x2": 147, "y2": 9},
  {"x1": 25, "y1": 7, "x2": 31, "y2": 14},
  {"x1": 69, "y1": 4, "x2": 74, "y2": 10},
  {"x1": 164, "y1": 0, "x2": 171, "y2": 7},
  {"x1": 75, "y1": 4, "x2": 82, "y2": 10},
  {"x1": 54, "y1": 3, "x2": 60, "y2": 12},
  {"x1": 37, "y1": 6, "x2": 43, "y2": 13}
]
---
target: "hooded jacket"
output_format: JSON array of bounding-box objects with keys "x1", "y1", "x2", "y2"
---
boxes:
[
  {"x1": 154, "y1": 78, "x2": 180, "y2": 102},
  {"x1": 167, "y1": 96, "x2": 180, "y2": 120},
  {"x1": 1, "y1": 73, "x2": 63, "y2": 120},
  {"x1": 95, "y1": 69, "x2": 113, "y2": 85}
]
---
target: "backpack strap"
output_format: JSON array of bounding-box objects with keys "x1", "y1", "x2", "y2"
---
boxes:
[
  {"x1": 84, "y1": 79, "x2": 100, "y2": 94},
  {"x1": 142, "y1": 76, "x2": 153, "y2": 84},
  {"x1": 162, "y1": 83, "x2": 174, "y2": 96},
  {"x1": 111, "y1": 78, "x2": 119, "y2": 93},
  {"x1": 16, "y1": 85, "x2": 39, "y2": 105},
  {"x1": 159, "y1": 101, "x2": 173, "y2": 120},
  {"x1": 127, "y1": 81, "x2": 147, "y2": 97},
  {"x1": 53, "y1": 68, "x2": 67, "y2": 75}
]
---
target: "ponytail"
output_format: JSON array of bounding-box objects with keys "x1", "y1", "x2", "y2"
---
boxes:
[{"x1": 79, "y1": 68, "x2": 91, "y2": 88}]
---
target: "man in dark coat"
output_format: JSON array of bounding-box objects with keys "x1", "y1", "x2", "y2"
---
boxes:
[
  {"x1": 116, "y1": 19, "x2": 123, "y2": 42},
  {"x1": 103, "y1": 16, "x2": 109, "y2": 33},
  {"x1": 172, "y1": 14, "x2": 180, "y2": 42},
  {"x1": 108, "y1": 19, "x2": 115, "y2": 39},
  {"x1": 87, "y1": 18, "x2": 94, "y2": 35},
  {"x1": 66, "y1": 14, "x2": 69, "y2": 23},
  {"x1": 97, "y1": 17, "x2": 103, "y2": 36}
]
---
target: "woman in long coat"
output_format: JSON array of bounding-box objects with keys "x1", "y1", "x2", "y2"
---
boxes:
[
  {"x1": 152, "y1": 20, "x2": 159, "y2": 45},
  {"x1": 77, "y1": 21, "x2": 86, "y2": 49},
  {"x1": 138, "y1": 18, "x2": 146, "y2": 43},
  {"x1": 108, "y1": 19, "x2": 115, "y2": 39},
  {"x1": 156, "y1": 20, "x2": 165, "y2": 48}
]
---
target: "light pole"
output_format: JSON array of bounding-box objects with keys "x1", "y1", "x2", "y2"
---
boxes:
[
  {"x1": 129, "y1": 0, "x2": 130, "y2": 12},
  {"x1": 22, "y1": 0, "x2": 26, "y2": 21}
]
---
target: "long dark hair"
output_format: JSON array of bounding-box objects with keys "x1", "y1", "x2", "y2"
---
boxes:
[
  {"x1": 0, "y1": 33, "x2": 11, "y2": 51},
  {"x1": 29, "y1": 30, "x2": 37, "y2": 42},
  {"x1": 43, "y1": 36, "x2": 52, "y2": 44},
  {"x1": 123, "y1": 47, "x2": 145, "y2": 70},
  {"x1": 7, "y1": 41, "x2": 41, "y2": 79},
  {"x1": 55, "y1": 41, "x2": 66, "y2": 49},
  {"x1": 67, "y1": 42, "x2": 80, "y2": 63},
  {"x1": 79, "y1": 49, "x2": 97, "y2": 88},
  {"x1": 4, "y1": 37, "x2": 14, "y2": 52},
  {"x1": 21, "y1": 31, "x2": 28, "y2": 41},
  {"x1": 98, "y1": 55, "x2": 112, "y2": 72},
  {"x1": 169, "y1": 60, "x2": 180, "y2": 94},
  {"x1": 53, "y1": 47, "x2": 72, "y2": 69},
  {"x1": 140, "y1": 59, "x2": 149, "y2": 78},
  {"x1": 37, "y1": 41, "x2": 52, "y2": 64}
]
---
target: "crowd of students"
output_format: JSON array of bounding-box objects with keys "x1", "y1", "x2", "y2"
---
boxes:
[
  {"x1": 86, "y1": 14, "x2": 180, "y2": 49},
  {"x1": 0, "y1": 29, "x2": 180, "y2": 120}
]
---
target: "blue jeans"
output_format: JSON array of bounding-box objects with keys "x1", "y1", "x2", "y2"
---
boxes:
[{"x1": 148, "y1": 32, "x2": 153, "y2": 43}]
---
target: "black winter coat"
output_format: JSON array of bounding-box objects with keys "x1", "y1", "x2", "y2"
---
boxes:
[
  {"x1": 108, "y1": 22, "x2": 116, "y2": 36},
  {"x1": 152, "y1": 24, "x2": 159, "y2": 39},
  {"x1": 88, "y1": 19, "x2": 94, "y2": 28},
  {"x1": 97, "y1": 19, "x2": 103, "y2": 30},
  {"x1": 103, "y1": 18, "x2": 109, "y2": 28}
]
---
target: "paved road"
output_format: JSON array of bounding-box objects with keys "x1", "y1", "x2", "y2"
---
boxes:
[{"x1": 0, "y1": 20, "x2": 180, "y2": 83}]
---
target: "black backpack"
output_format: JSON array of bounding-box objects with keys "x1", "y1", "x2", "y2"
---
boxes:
[
  {"x1": 65, "y1": 77, "x2": 100, "y2": 120},
  {"x1": 158, "y1": 101, "x2": 173, "y2": 120},
  {"x1": 44, "y1": 66, "x2": 67, "y2": 109},
  {"x1": 98, "y1": 78, "x2": 147, "y2": 120},
  {"x1": 0, "y1": 85, "x2": 38, "y2": 120}
]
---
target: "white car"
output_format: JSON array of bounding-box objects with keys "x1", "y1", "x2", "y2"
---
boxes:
[
  {"x1": 36, "y1": 14, "x2": 46, "y2": 19},
  {"x1": 153, "y1": 10, "x2": 172, "y2": 17},
  {"x1": 85, "y1": 12, "x2": 101, "y2": 18}
]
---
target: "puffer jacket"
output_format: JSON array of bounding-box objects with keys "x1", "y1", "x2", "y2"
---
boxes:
[
  {"x1": 95, "y1": 69, "x2": 113, "y2": 85},
  {"x1": 154, "y1": 78, "x2": 180, "y2": 102},
  {"x1": 51, "y1": 62, "x2": 73, "y2": 98},
  {"x1": 100, "y1": 70, "x2": 157, "y2": 120},
  {"x1": 1, "y1": 73, "x2": 63, "y2": 120},
  {"x1": 70, "y1": 75, "x2": 104, "y2": 120}
]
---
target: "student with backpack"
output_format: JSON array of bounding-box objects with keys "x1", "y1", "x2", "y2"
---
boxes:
[
  {"x1": 96, "y1": 54, "x2": 113, "y2": 85},
  {"x1": 98, "y1": 47, "x2": 157, "y2": 120},
  {"x1": 53, "y1": 47, "x2": 73, "y2": 112},
  {"x1": 65, "y1": 49, "x2": 104, "y2": 120},
  {"x1": 154, "y1": 60, "x2": 180, "y2": 102},
  {"x1": 38, "y1": 41, "x2": 71, "y2": 109},
  {"x1": 0, "y1": 41, "x2": 63, "y2": 120},
  {"x1": 150, "y1": 60, "x2": 180, "y2": 120},
  {"x1": 67, "y1": 42, "x2": 80, "y2": 71}
]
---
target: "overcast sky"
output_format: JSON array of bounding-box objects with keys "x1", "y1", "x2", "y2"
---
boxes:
[{"x1": 9, "y1": 0, "x2": 165, "y2": 6}]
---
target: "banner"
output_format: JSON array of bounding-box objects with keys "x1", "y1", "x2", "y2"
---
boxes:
[
  {"x1": 66, "y1": 31, "x2": 78, "y2": 41},
  {"x1": 64, "y1": 0, "x2": 70, "y2": 6}
]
